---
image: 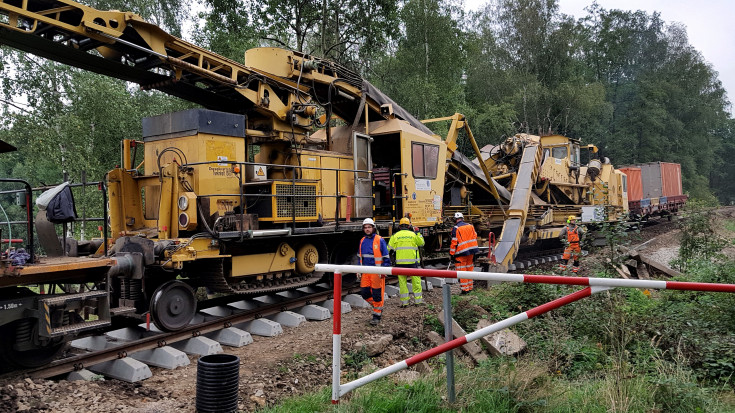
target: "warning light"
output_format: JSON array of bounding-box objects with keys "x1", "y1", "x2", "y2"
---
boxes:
[
  {"x1": 162, "y1": 226, "x2": 168, "y2": 231},
  {"x1": 233, "y1": 165, "x2": 241, "y2": 174}
]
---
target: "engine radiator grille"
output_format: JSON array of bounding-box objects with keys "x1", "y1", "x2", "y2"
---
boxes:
[{"x1": 275, "y1": 183, "x2": 317, "y2": 219}]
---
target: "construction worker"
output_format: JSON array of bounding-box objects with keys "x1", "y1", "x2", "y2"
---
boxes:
[
  {"x1": 388, "y1": 217, "x2": 425, "y2": 307},
  {"x1": 559, "y1": 215, "x2": 584, "y2": 273},
  {"x1": 359, "y1": 218, "x2": 391, "y2": 325},
  {"x1": 449, "y1": 212, "x2": 478, "y2": 294}
]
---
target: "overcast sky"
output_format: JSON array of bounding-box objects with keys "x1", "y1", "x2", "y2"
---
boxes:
[{"x1": 465, "y1": 0, "x2": 734, "y2": 115}]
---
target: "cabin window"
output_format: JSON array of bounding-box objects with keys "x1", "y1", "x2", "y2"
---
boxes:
[
  {"x1": 622, "y1": 175, "x2": 627, "y2": 193},
  {"x1": 412, "y1": 143, "x2": 439, "y2": 179},
  {"x1": 551, "y1": 146, "x2": 567, "y2": 159},
  {"x1": 570, "y1": 145, "x2": 581, "y2": 166}
]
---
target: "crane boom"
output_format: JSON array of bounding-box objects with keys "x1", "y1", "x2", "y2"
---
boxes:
[{"x1": 0, "y1": 0, "x2": 432, "y2": 139}]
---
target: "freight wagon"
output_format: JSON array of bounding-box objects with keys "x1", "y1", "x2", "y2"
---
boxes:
[{"x1": 621, "y1": 162, "x2": 687, "y2": 218}]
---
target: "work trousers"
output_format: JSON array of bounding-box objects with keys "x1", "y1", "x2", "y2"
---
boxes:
[
  {"x1": 560, "y1": 243, "x2": 581, "y2": 273},
  {"x1": 455, "y1": 255, "x2": 474, "y2": 292},
  {"x1": 396, "y1": 264, "x2": 423, "y2": 305},
  {"x1": 360, "y1": 273, "x2": 385, "y2": 319}
]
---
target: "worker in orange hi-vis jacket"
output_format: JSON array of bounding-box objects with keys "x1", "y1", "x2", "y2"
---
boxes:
[
  {"x1": 449, "y1": 212, "x2": 478, "y2": 294},
  {"x1": 559, "y1": 215, "x2": 585, "y2": 274},
  {"x1": 358, "y1": 218, "x2": 391, "y2": 325}
]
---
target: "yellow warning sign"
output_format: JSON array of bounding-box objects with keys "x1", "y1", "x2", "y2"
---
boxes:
[{"x1": 256, "y1": 168, "x2": 265, "y2": 176}]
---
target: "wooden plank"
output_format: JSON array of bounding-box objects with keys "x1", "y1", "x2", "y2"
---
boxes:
[
  {"x1": 614, "y1": 264, "x2": 631, "y2": 279},
  {"x1": 639, "y1": 254, "x2": 683, "y2": 277}
]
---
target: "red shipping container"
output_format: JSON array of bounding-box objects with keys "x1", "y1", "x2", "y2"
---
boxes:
[
  {"x1": 660, "y1": 162, "x2": 683, "y2": 197},
  {"x1": 619, "y1": 167, "x2": 643, "y2": 202}
]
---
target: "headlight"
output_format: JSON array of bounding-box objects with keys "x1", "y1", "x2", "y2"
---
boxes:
[
  {"x1": 178, "y1": 212, "x2": 190, "y2": 228},
  {"x1": 178, "y1": 195, "x2": 189, "y2": 210}
]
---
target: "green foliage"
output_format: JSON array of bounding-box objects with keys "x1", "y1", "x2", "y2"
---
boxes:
[
  {"x1": 371, "y1": 0, "x2": 466, "y2": 120},
  {"x1": 423, "y1": 312, "x2": 444, "y2": 336},
  {"x1": 343, "y1": 347, "x2": 370, "y2": 371},
  {"x1": 192, "y1": 0, "x2": 259, "y2": 61},
  {"x1": 672, "y1": 203, "x2": 728, "y2": 271},
  {"x1": 596, "y1": 213, "x2": 636, "y2": 274}
]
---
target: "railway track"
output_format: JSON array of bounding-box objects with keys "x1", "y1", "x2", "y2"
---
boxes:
[
  {"x1": 3, "y1": 246, "x2": 568, "y2": 383},
  {"x1": 2, "y1": 280, "x2": 370, "y2": 382}
]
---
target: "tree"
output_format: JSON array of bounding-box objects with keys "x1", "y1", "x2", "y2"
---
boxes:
[
  {"x1": 371, "y1": 0, "x2": 466, "y2": 121},
  {"x1": 245, "y1": 0, "x2": 399, "y2": 72}
]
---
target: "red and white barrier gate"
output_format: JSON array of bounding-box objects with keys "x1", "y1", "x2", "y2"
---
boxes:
[{"x1": 316, "y1": 263, "x2": 735, "y2": 405}]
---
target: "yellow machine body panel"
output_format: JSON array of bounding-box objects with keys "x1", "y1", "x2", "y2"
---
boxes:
[
  {"x1": 231, "y1": 243, "x2": 295, "y2": 277},
  {"x1": 369, "y1": 119, "x2": 446, "y2": 226},
  {"x1": 397, "y1": 131, "x2": 447, "y2": 226},
  {"x1": 298, "y1": 151, "x2": 355, "y2": 221},
  {"x1": 144, "y1": 133, "x2": 244, "y2": 190}
]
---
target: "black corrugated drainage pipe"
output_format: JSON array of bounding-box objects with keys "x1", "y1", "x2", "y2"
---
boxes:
[{"x1": 196, "y1": 354, "x2": 240, "y2": 413}]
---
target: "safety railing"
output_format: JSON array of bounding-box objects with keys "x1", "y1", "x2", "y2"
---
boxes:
[
  {"x1": 0, "y1": 177, "x2": 109, "y2": 256},
  {"x1": 314, "y1": 263, "x2": 735, "y2": 405}
]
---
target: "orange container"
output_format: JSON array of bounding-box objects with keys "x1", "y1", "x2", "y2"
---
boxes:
[
  {"x1": 619, "y1": 167, "x2": 643, "y2": 202},
  {"x1": 660, "y1": 162, "x2": 683, "y2": 197}
]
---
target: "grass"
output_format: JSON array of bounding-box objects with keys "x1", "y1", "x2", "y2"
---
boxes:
[
  {"x1": 254, "y1": 256, "x2": 735, "y2": 412},
  {"x1": 255, "y1": 357, "x2": 735, "y2": 412},
  {"x1": 254, "y1": 353, "x2": 735, "y2": 412}
]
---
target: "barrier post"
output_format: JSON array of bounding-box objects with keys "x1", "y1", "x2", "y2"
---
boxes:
[
  {"x1": 332, "y1": 271, "x2": 342, "y2": 404},
  {"x1": 442, "y1": 283, "x2": 456, "y2": 403}
]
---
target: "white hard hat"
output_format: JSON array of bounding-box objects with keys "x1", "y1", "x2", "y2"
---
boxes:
[
  {"x1": 362, "y1": 218, "x2": 375, "y2": 226},
  {"x1": 454, "y1": 212, "x2": 464, "y2": 219}
]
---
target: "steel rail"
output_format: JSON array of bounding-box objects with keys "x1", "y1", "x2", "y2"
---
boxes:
[{"x1": 18, "y1": 284, "x2": 359, "y2": 380}]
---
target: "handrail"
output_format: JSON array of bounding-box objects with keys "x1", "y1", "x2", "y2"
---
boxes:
[
  {"x1": 0, "y1": 178, "x2": 108, "y2": 258},
  {"x1": 0, "y1": 179, "x2": 34, "y2": 261},
  {"x1": 177, "y1": 160, "x2": 376, "y2": 239}
]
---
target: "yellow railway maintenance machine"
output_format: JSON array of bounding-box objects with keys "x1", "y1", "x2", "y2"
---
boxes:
[
  {"x1": 0, "y1": 0, "x2": 628, "y2": 368},
  {"x1": 424, "y1": 113, "x2": 629, "y2": 270},
  {"x1": 0, "y1": 0, "x2": 456, "y2": 366}
]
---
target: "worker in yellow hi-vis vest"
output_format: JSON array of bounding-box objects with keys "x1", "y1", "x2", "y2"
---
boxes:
[{"x1": 388, "y1": 217, "x2": 425, "y2": 307}]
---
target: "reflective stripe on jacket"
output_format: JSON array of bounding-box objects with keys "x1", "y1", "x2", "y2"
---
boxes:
[
  {"x1": 388, "y1": 229, "x2": 425, "y2": 265},
  {"x1": 450, "y1": 221, "x2": 478, "y2": 256},
  {"x1": 359, "y1": 234, "x2": 391, "y2": 267}
]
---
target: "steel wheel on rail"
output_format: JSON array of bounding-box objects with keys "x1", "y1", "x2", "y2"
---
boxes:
[
  {"x1": 0, "y1": 320, "x2": 66, "y2": 369},
  {"x1": 150, "y1": 280, "x2": 197, "y2": 332}
]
